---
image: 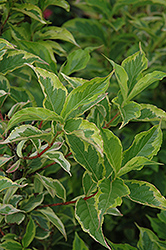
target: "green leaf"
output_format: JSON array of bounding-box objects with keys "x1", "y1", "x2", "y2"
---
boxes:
[
  {"x1": 36, "y1": 174, "x2": 66, "y2": 201},
  {"x1": 0, "y1": 204, "x2": 23, "y2": 215},
  {"x1": 125, "y1": 180, "x2": 166, "y2": 209},
  {"x1": 0, "y1": 156, "x2": 13, "y2": 168},
  {"x1": 1, "y1": 125, "x2": 54, "y2": 144},
  {"x1": 0, "y1": 38, "x2": 15, "y2": 50},
  {"x1": 158, "y1": 210, "x2": 166, "y2": 224},
  {"x1": 75, "y1": 197, "x2": 110, "y2": 249},
  {"x1": 135, "y1": 103, "x2": 166, "y2": 122},
  {"x1": 42, "y1": 151, "x2": 71, "y2": 176},
  {"x1": 61, "y1": 73, "x2": 113, "y2": 120},
  {"x1": 6, "y1": 107, "x2": 64, "y2": 132},
  {"x1": 0, "y1": 176, "x2": 27, "y2": 192},
  {"x1": 72, "y1": 232, "x2": 89, "y2": 250},
  {"x1": 82, "y1": 172, "x2": 97, "y2": 197},
  {"x1": 106, "y1": 57, "x2": 128, "y2": 101},
  {"x1": 66, "y1": 134, "x2": 104, "y2": 183},
  {"x1": 113, "y1": 96, "x2": 141, "y2": 128},
  {"x1": 61, "y1": 73, "x2": 88, "y2": 88},
  {"x1": 31, "y1": 66, "x2": 67, "y2": 115},
  {"x1": 122, "y1": 49, "x2": 148, "y2": 92},
  {"x1": 107, "y1": 239, "x2": 137, "y2": 250},
  {"x1": 38, "y1": 207, "x2": 67, "y2": 240},
  {"x1": 34, "y1": 26, "x2": 79, "y2": 46},
  {"x1": 127, "y1": 71, "x2": 166, "y2": 101},
  {"x1": 100, "y1": 128, "x2": 122, "y2": 176},
  {"x1": 98, "y1": 178, "x2": 129, "y2": 223},
  {"x1": 5, "y1": 213, "x2": 25, "y2": 225},
  {"x1": 62, "y1": 49, "x2": 90, "y2": 75},
  {"x1": 7, "y1": 101, "x2": 30, "y2": 119},
  {"x1": 122, "y1": 125, "x2": 162, "y2": 166},
  {"x1": 118, "y1": 156, "x2": 162, "y2": 177},
  {"x1": 1, "y1": 240, "x2": 22, "y2": 250},
  {"x1": 13, "y1": 3, "x2": 46, "y2": 24},
  {"x1": 22, "y1": 216, "x2": 36, "y2": 248},
  {"x1": 137, "y1": 225, "x2": 166, "y2": 250},
  {"x1": 0, "y1": 50, "x2": 46, "y2": 75},
  {"x1": 147, "y1": 215, "x2": 166, "y2": 240},
  {"x1": 64, "y1": 118, "x2": 103, "y2": 155},
  {"x1": 86, "y1": 0, "x2": 112, "y2": 18},
  {"x1": 20, "y1": 193, "x2": 44, "y2": 212},
  {"x1": 106, "y1": 207, "x2": 122, "y2": 217},
  {"x1": 6, "y1": 159, "x2": 20, "y2": 173},
  {"x1": 19, "y1": 41, "x2": 57, "y2": 73},
  {"x1": 41, "y1": 0, "x2": 70, "y2": 11},
  {"x1": 0, "y1": 75, "x2": 10, "y2": 107},
  {"x1": 64, "y1": 18, "x2": 106, "y2": 44}
]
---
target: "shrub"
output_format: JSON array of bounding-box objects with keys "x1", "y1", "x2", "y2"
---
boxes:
[{"x1": 0, "y1": 1, "x2": 166, "y2": 249}]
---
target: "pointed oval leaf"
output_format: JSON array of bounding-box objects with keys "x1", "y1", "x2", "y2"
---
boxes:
[
  {"x1": 106, "y1": 56, "x2": 128, "y2": 101},
  {"x1": 119, "y1": 101, "x2": 141, "y2": 129},
  {"x1": 100, "y1": 128, "x2": 122, "y2": 175},
  {"x1": 20, "y1": 193, "x2": 44, "y2": 212},
  {"x1": 0, "y1": 204, "x2": 23, "y2": 215},
  {"x1": 122, "y1": 49, "x2": 148, "y2": 92},
  {"x1": 42, "y1": 151, "x2": 71, "y2": 176},
  {"x1": 65, "y1": 118, "x2": 103, "y2": 155},
  {"x1": 0, "y1": 156, "x2": 13, "y2": 168},
  {"x1": 98, "y1": 178, "x2": 129, "y2": 223},
  {"x1": 13, "y1": 3, "x2": 46, "y2": 24},
  {"x1": 72, "y1": 232, "x2": 89, "y2": 250},
  {"x1": 82, "y1": 172, "x2": 97, "y2": 196},
  {"x1": 137, "y1": 225, "x2": 166, "y2": 250},
  {"x1": 22, "y1": 216, "x2": 36, "y2": 248},
  {"x1": 118, "y1": 156, "x2": 162, "y2": 177},
  {"x1": 6, "y1": 159, "x2": 20, "y2": 173},
  {"x1": 0, "y1": 50, "x2": 46, "y2": 75},
  {"x1": 62, "y1": 49, "x2": 90, "y2": 75},
  {"x1": 5, "y1": 212, "x2": 25, "y2": 225},
  {"x1": 36, "y1": 173, "x2": 66, "y2": 201},
  {"x1": 125, "y1": 180, "x2": 166, "y2": 209},
  {"x1": 1, "y1": 125, "x2": 54, "y2": 144},
  {"x1": 66, "y1": 134, "x2": 104, "y2": 183},
  {"x1": 1, "y1": 240, "x2": 22, "y2": 250},
  {"x1": 34, "y1": 26, "x2": 79, "y2": 46},
  {"x1": 6, "y1": 107, "x2": 64, "y2": 132},
  {"x1": 135, "y1": 103, "x2": 166, "y2": 122},
  {"x1": 61, "y1": 73, "x2": 113, "y2": 120},
  {"x1": 75, "y1": 197, "x2": 111, "y2": 249},
  {"x1": 122, "y1": 125, "x2": 162, "y2": 166},
  {"x1": 31, "y1": 66, "x2": 67, "y2": 115},
  {"x1": 42, "y1": 0, "x2": 70, "y2": 11},
  {"x1": 127, "y1": 71, "x2": 166, "y2": 101},
  {"x1": 0, "y1": 176, "x2": 27, "y2": 192},
  {"x1": 38, "y1": 207, "x2": 67, "y2": 240}
]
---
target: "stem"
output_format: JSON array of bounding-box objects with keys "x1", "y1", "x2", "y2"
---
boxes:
[
  {"x1": 0, "y1": 111, "x2": 4, "y2": 121},
  {"x1": 0, "y1": 228, "x2": 5, "y2": 236},
  {"x1": 37, "y1": 191, "x2": 98, "y2": 209},
  {"x1": 23, "y1": 130, "x2": 63, "y2": 160},
  {"x1": 103, "y1": 111, "x2": 120, "y2": 128},
  {"x1": 0, "y1": 12, "x2": 10, "y2": 35}
]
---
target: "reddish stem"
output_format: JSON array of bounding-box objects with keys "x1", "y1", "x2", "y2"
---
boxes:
[
  {"x1": 37, "y1": 191, "x2": 98, "y2": 209},
  {"x1": 38, "y1": 120, "x2": 43, "y2": 129},
  {"x1": 0, "y1": 111, "x2": 4, "y2": 121},
  {"x1": 65, "y1": 152, "x2": 72, "y2": 158},
  {"x1": 23, "y1": 131, "x2": 62, "y2": 160},
  {"x1": 0, "y1": 228, "x2": 5, "y2": 236},
  {"x1": 103, "y1": 112, "x2": 120, "y2": 128}
]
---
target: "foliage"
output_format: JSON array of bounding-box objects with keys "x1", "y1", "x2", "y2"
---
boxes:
[{"x1": 0, "y1": 0, "x2": 166, "y2": 249}]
